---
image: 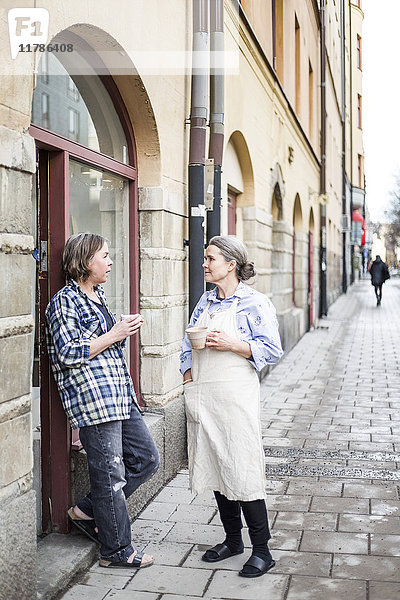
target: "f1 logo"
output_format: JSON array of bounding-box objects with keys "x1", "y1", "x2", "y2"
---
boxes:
[{"x1": 8, "y1": 8, "x2": 49, "y2": 59}]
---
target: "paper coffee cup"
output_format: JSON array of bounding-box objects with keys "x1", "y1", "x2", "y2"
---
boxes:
[
  {"x1": 186, "y1": 326, "x2": 208, "y2": 350},
  {"x1": 121, "y1": 314, "x2": 142, "y2": 321}
]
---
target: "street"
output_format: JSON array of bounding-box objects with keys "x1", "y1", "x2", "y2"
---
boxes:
[{"x1": 60, "y1": 278, "x2": 400, "y2": 600}]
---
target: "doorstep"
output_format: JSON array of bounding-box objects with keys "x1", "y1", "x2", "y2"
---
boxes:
[{"x1": 37, "y1": 532, "x2": 97, "y2": 600}]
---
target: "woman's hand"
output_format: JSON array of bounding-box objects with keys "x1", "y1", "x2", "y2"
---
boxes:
[
  {"x1": 110, "y1": 314, "x2": 144, "y2": 342},
  {"x1": 206, "y1": 329, "x2": 235, "y2": 351},
  {"x1": 206, "y1": 329, "x2": 252, "y2": 358}
]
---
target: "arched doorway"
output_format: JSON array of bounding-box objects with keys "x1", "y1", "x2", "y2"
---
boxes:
[
  {"x1": 223, "y1": 131, "x2": 255, "y2": 240},
  {"x1": 30, "y1": 32, "x2": 139, "y2": 534},
  {"x1": 292, "y1": 194, "x2": 303, "y2": 306}
]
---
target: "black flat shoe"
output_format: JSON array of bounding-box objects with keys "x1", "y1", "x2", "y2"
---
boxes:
[
  {"x1": 202, "y1": 542, "x2": 244, "y2": 563},
  {"x1": 238, "y1": 554, "x2": 276, "y2": 578}
]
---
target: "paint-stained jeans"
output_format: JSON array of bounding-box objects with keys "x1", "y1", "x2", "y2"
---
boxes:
[{"x1": 77, "y1": 403, "x2": 160, "y2": 562}]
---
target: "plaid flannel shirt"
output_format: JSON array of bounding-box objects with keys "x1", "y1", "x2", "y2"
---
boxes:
[{"x1": 45, "y1": 279, "x2": 137, "y2": 429}]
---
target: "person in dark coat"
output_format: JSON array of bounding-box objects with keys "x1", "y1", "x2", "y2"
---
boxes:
[{"x1": 369, "y1": 255, "x2": 390, "y2": 305}]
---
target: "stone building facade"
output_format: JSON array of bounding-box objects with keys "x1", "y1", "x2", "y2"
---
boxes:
[{"x1": 0, "y1": 1, "x2": 363, "y2": 597}]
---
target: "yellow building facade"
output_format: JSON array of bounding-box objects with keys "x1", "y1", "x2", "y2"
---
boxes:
[{"x1": 0, "y1": 1, "x2": 363, "y2": 596}]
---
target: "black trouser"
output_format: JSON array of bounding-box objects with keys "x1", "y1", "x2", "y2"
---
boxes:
[
  {"x1": 214, "y1": 491, "x2": 271, "y2": 548},
  {"x1": 374, "y1": 283, "x2": 383, "y2": 302}
]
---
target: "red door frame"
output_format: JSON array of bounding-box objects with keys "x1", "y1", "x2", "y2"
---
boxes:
[
  {"x1": 30, "y1": 95, "x2": 139, "y2": 533},
  {"x1": 308, "y1": 231, "x2": 314, "y2": 329}
]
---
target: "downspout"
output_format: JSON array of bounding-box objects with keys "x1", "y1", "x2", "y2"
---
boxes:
[
  {"x1": 207, "y1": 0, "x2": 224, "y2": 242},
  {"x1": 349, "y1": 0, "x2": 354, "y2": 283},
  {"x1": 320, "y1": 0, "x2": 328, "y2": 316},
  {"x1": 272, "y1": 0, "x2": 277, "y2": 71},
  {"x1": 341, "y1": 0, "x2": 347, "y2": 292},
  {"x1": 189, "y1": 0, "x2": 209, "y2": 314}
]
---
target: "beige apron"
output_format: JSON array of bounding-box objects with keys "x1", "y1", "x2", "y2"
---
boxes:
[{"x1": 184, "y1": 298, "x2": 266, "y2": 501}]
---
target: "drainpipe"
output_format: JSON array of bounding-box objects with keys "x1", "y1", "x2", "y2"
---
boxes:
[
  {"x1": 349, "y1": 0, "x2": 354, "y2": 284},
  {"x1": 320, "y1": 0, "x2": 328, "y2": 317},
  {"x1": 207, "y1": 0, "x2": 224, "y2": 242},
  {"x1": 341, "y1": 0, "x2": 347, "y2": 293},
  {"x1": 189, "y1": 0, "x2": 209, "y2": 314}
]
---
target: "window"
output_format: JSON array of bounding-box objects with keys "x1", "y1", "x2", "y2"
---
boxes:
[
  {"x1": 68, "y1": 108, "x2": 79, "y2": 140},
  {"x1": 357, "y1": 94, "x2": 362, "y2": 129},
  {"x1": 357, "y1": 35, "x2": 362, "y2": 69},
  {"x1": 67, "y1": 77, "x2": 79, "y2": 101},
  {"x1": 358, "y1": 154, "x2": 363, "y2": 188},
  {"x1": 295, "y1": 16, "x2": 301, "y2": 114},
  {"x1": 41, "y1": 93, "x2": 49, "y2": 129},
  {"x1": 39, "y1": 51, "x2": 49, "y2": 84},
  {"x1": 32, "y1": 51, "x2": 128, "y2": 163},
  {"x1": 272, "y1": 0, "x2": 284, "y2": 82}
]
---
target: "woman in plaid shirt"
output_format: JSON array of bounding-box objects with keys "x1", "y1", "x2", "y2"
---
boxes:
[{"x1": 46, "y1": 233, "x2": 159, "y2": 569}]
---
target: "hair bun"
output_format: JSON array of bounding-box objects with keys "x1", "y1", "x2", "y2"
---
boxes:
[{"x1": 239, "y1": 261, "x2": 256, "y2": 281}]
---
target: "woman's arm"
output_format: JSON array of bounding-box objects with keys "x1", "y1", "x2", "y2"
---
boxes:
[
  {"x1": 46, "y1": 291, "x2": 143, "y2": 365},
  {"x1": 89, "y1": 315, "x2": 143, "y2": 359},
  {"x1": 205, "y1": 330, "x2": 251, "y2": 358},
  {"x1": 180, "y1": 293, "x2": 208, "y2": 375}
]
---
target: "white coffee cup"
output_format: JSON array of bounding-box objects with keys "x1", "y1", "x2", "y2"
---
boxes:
[
  {"x1": 121, "y1": 314, "x2": 143, "y2": 321},
  {"x1": 186, "y1": 326, "x2": 208, "y2": 350}
]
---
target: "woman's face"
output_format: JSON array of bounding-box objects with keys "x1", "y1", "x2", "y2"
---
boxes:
[
  {"x1": 87, "y1": 242, "x2": 113, "y2": 285},
  {"x1": 203, "y1": 245, "x2": 235, "y2": 285}
]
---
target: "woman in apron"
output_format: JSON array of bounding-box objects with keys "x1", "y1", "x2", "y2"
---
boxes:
[{"x1": 180, "y1": 235, "x2": 283, "y2": 578}]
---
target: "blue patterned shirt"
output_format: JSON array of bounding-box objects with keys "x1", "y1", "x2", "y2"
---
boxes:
[
  {"x1": 180, "y1": 281, "x2": 283, "y2": 374},
  {"x1": 45, "y1": 279, "x2": 136, "y2": 429}
]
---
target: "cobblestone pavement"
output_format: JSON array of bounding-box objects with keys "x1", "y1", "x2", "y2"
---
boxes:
[{"x1": 60, "y1": 278, "x2": 400, "y2": 600}]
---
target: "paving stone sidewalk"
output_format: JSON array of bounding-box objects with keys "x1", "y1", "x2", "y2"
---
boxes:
[{"x1": 60, "y1": 278, "x2": 400, "y2": 600}]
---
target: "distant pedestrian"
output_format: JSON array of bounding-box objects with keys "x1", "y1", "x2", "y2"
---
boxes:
[
  {"x1": 180, "y1": 235, "x2": 283, "y2": 578},
  {"x1": 369, "y1": 255, "x2": 390, "y2": 305},
  {"x1": 46, "y1": 233, "x2": 159, "y2": 569}
]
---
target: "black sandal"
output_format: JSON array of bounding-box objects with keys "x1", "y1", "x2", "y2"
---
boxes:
[
  {"x1": 202, "y1": 542, "x2": 244, "y2": 563},
  {"x1": 238, "y1": 554, "x2": 275, "y2": 578},
  {"x1": 67, "y1": 507, "x2": 99, "y2": 544}
]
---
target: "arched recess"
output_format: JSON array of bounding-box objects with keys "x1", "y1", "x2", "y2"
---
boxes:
[
  {"x1": 52, "y1": 25, "x2": 161, "y2": 186},
  {"x1": 223, "y1": 131, "x2": 255, "y2": 239},
  {"x1": 272, "y1": 183, "x2": 283, "y2": 221},
  {"x1": 308, "y1": 207, "x2": 315, "y2": 329},
  {"x1": 270, "y1": 163, "x2": 291, "y2": 315},
  {"x1": 270, "y1": 162, "x2": 285, "y2": 217},
  {"x1": 292, "y1": 194, "x2": 304, "y2": 307},
  {"x1": 29, "y1": 25, "x2": 161, "y2": 536}
]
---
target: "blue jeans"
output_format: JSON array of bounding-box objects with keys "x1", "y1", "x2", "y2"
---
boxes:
[{"x1": 77, "y1": 404, "x2": 160, "y2": 562}]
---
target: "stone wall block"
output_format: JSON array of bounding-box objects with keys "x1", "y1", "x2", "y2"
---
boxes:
[
  {"x1": 163, "y1": 395, "x2": 187, "y2": 480},
  {"x1": 141, "y1": 353, "x2": 181, "y2": 396},
  {"x1": 0, "y1": 489, "x2": 36, "y2": 600},
  {"x1": 0, "y1": 168, "x2": 33, "y2": 234},
  {"x1": 0, "y1": 333, "x2": 32, "y2": 403},
  {"x1": 0, "y1": 126, "x2": 36, "y2": 173},
  {"x1": 141, "y1": 305, "x2": 186, "y2": 347},
  {"x1": 0, "y1": 253, "x2": 33, "y2": 318},
  {"x1": 140, "y1": 258, "x2": 153, "y2": 297},
  {"x1": 138, "y1": 186, "x2": 164, "y2": 211},
  {"x1": 0, "y1": 412, "x2": 33, "y2": 486}
]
